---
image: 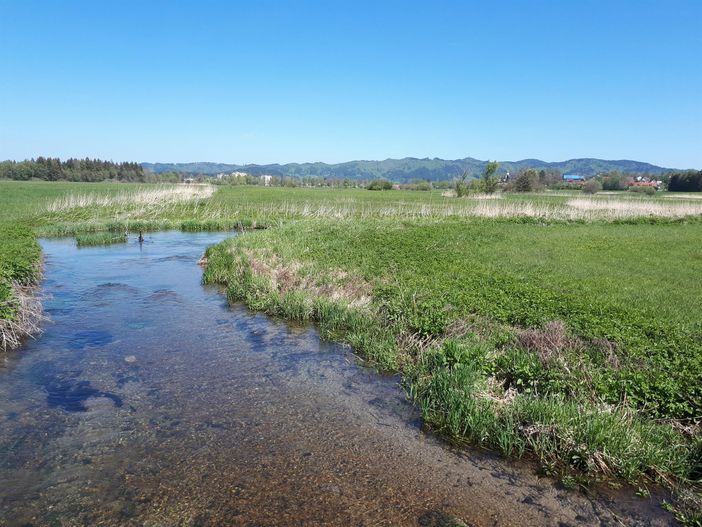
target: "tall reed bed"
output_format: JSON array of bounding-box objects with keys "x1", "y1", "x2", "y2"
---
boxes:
[
  {"x1": 34, "y1": 185, "x2": 702, "y2": 228},
  {"x1": 198, "y1": 193, "x2": 702, "y2": 222},
  {"x1": 44, "y1": 184, "x2": 214, "y2": 213}
]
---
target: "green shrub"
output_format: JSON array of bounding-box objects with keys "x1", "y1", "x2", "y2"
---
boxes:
[
  {"x1": 434, "y1": 338, "x2": 496, "y2": 377},
  {"x1": 367, "y1": 179, "x2": 393, "y2": 191},
  {"x1": 601, "y1": 174, "x2": 631, "y2": 191},
  {"x1": 628, "y1": 186, "x2": 656, "y2": 196},
  {"x1": 582, "y1": 179, "x2": 602, "y2": 194},
  {"x1": 512, "y1": 169, "x2": 541, "y2": 192}
]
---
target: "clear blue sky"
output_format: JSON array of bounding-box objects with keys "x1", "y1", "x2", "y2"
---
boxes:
[{"x1": 1, "y1": 0, "x2": 700, "y2": 168}]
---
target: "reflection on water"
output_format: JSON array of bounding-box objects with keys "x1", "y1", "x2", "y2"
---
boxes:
[{"x1": 0, "y1": 232, "x2": 673, "y2": 526}]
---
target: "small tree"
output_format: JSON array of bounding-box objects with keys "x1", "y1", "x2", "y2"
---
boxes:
[
  {"x1": 481, "y1": 161, "x2": 499, "y2": 194},
  {"x1": 601, "y1": 171, "x2": 631, "y2": 191},
  {"x1": 455, "y1": 169, "x2": 471, "y2": 197},
  {"x1": 514, "y1": 169, "x2": 539, "y2": 192}
]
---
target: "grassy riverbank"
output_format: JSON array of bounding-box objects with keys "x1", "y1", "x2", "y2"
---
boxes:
[
  {"x1": 202, "y1": 219, "x2": 701, "y2": 512},
  {"x1": 205, "y1": 220, "x2": 702, "y2": 417},
  {"x1": 1, "y1": 181, "x2": 700, "y2": 521},
  {"x1": 0, "y1": 223, "x2": 41, "y2": 350}
]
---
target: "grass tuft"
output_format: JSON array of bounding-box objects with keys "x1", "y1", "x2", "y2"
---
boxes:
[{"x1": 75, "y1": 232, "x2": 128, "y2": 247}]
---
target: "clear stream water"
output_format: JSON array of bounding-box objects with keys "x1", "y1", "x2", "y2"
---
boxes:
[{"x1": 0, "y1": 232, "x2": 674, "y2": 526}]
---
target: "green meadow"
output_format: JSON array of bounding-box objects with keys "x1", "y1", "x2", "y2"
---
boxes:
[{"x1": 1, "y1": 180, "x2": 700, "y2": 521}]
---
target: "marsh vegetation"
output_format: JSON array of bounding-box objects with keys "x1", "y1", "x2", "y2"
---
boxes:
[
  {"x1": 75, "y1": 232, "x2": 128, "y2": 247},
  {"x1": 0, "y1": 180, "x2": 700, "y2": 523}
]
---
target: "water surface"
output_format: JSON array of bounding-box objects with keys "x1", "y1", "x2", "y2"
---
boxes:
[{"x1": 0, "y1": 232, "x2": 674, "y2": 526}]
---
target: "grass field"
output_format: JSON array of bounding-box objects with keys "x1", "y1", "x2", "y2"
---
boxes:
[{"x1": 0, "y1": 180, "x2": 700, "y2": 521}]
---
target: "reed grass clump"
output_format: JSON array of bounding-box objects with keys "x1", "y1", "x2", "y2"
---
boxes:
[
  {"x1": 37, "y1": 220, "x2": 177, "y2": 237},
  {"x1": 180, "y1": 219, "x2": 266, "y2": 231},
  {"x1": 75, "y1": 232, "x2": 128, "y2": 247},
  {"x1": 0, "y1": 279, "x2": 44, "y2": 351}
]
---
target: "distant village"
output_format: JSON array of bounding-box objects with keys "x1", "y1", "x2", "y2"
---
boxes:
[{"x1": 558, "y1": 173, "x2": 663, "y2": 190}]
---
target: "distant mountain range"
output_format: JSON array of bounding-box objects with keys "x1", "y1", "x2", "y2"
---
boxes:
[{"x1": 141, "y1": 157, "x2": 679, "y2": 182}]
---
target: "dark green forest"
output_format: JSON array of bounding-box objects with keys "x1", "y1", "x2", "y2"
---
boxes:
[
  {"x1": 668, "y1": 170, "x2": 702, "y2": 192},
  {"x1": 0, "y1": 157, "x2": 176, "y2": 182}
]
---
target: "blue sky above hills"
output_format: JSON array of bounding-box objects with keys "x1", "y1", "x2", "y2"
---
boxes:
[{"x1": 1, "y1": 0, "x2": 700, "y2": 167}]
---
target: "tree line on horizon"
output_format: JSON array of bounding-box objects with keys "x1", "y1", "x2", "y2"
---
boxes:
[
  {"x1": 1, "y1": 157, "x2": 700, "y2": 192},
  {"x1": 0, "y1": 157, "x2": 177, "y2": 183},
  {"x1": 667, "y1": 170, "x2": 702, "y2": 192}
]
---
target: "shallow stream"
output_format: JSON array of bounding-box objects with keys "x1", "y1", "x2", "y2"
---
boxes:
[{"x1": 0, "y1": 232, "x2": 674, "y2": 526}]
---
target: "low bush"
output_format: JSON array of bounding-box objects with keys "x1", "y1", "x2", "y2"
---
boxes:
[
  {"x1": 601, "y1": 174, "x2": 632, "y2": 191},
  {"x1": 582, "y1": 179, "x2": 602, "y2": 194},
  {"x1": 628, "y1": 186, "x2": 656, "y2": 196},
  {"x1": 367, "y1": 179, "x2": 393, "y2": 191},
  {"x1": 511, "y1": 169, "x2": 542, "y2": 193}
]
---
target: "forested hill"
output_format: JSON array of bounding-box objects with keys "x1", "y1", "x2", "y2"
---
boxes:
[{"x1": 142, "y1": 157, "x2": 678, "y2": 181}]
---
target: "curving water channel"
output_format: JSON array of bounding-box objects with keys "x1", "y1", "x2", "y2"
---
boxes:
[{"x1": 0, "y1": 232, "x2": 674, "y2": 526}]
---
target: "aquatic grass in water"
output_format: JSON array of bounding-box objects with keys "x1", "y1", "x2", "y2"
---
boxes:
[
  {"x1": 38, "y1": 219, "x2": 259, "y2": 238},
  {"x1": 180, "y1": 218, "x2": 266, "y2": 232},
  {"x1": 75, "y1": 232, "x2": 128, "y2": 247}
]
